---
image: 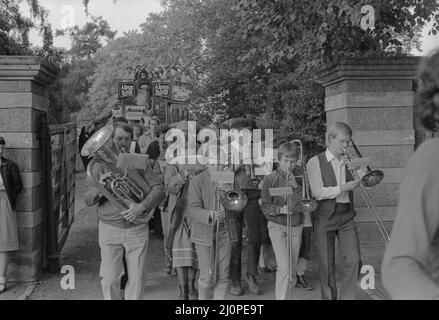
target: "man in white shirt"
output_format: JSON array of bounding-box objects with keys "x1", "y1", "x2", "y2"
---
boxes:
[{"x1": 306, "y1": 122, "x2": 361, "y2": 300}]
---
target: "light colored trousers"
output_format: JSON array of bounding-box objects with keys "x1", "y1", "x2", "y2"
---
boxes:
[
  {"x1": 195, "y1": 225, "x2": 232, "y2": 300},
  {"x1": 268, "y1": 221, "x2": 303, "y2": 300},
  {"x1": 98, "y1": 221, "x2": 149, "y2": 300}
]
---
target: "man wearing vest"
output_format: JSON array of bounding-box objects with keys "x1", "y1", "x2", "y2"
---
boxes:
[{"x1": 306, "y1": 122, "x2": 362, "y2": 300}]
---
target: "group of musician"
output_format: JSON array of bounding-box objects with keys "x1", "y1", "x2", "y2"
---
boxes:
[{"x1": 82, "y1": 112, "x2": 367, "y2": 300}]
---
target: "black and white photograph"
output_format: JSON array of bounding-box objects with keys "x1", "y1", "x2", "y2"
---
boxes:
[{"x1": 1, "y1": 0, "x2": 439, "y2": 308}]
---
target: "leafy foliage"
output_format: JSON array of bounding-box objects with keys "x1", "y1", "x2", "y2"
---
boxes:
[
  {"x1": 56, "y1": 15, "x2": 117, "y2": 59},
  {"x1": 0, "y1": 0, "x2": 54, "y2": 56},
  {"x1": 48, "y1": 15, "x2": 117, "y2": 123},
  {"x1": 80, "y1": 0, "x2": 439, "y2": 148},
  {"x1": 235, "y1": 0, "x2": 439, "y2": 71}
]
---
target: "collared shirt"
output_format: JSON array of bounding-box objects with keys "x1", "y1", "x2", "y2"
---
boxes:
[{"x1": 306, "y1": 149, "x2": 349, "y2": 203}]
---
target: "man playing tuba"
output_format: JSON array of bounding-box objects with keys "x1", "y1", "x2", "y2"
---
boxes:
[{"x1": 84, "y1": 122, "x2": 165, "y2": 300}]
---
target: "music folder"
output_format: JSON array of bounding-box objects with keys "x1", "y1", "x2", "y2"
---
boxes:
[
  {"x1": 116, "y1": 153, "x2": 153, "y2": 170},
  {"x1": 211, "y1": 171, "x2": 234, "y2": 184},
  {"x1": 269, "y1": 187, "x2": 293, "y2": 196},
  {"x1": 347, "y1": 157, "x2": 370, "y2": 170}
]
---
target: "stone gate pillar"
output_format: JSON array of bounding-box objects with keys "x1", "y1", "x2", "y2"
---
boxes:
[
  {"x1": 0, "y1": 56, "x2": 58, "y2": 282},
  {"x1": 315, "y1": 57, "x2": 419, "y2": 244}
]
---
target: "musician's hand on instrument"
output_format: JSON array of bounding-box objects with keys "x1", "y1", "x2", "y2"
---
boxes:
[
  {"x1": 214, "y1": 206, "x2": 226, "y2": 221},
  {"x1": 340, "y1": 180, "x2": 360, "y2": 192},
  {"x1": 341, "y1": 153, "x2": 350, "y2": 165},
  {"x1": 182, "y1": 169, "x2": 191, "y2": 179},
  {"x1": 279, "y1": 205, "x2": 290, "y2": 215},
  {"x1": 121, "y1": 202, "x2": 145, "y2": 222},
  {"x1": 98, "y1": 172, "x2": 112, "y2": 185}
]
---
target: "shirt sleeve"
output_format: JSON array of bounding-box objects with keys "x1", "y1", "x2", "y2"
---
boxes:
[
  {"x1": 306, "y1": 156, "x2": 341, "y2": 200},
  {"x1": 139, "y1": 167, "x2": 165, "y2": 213},
  {"x1": 187, "y1": 175, "x2": 212, "y2": 225},
  {"x1": 260, "y1": 174, "x2": 281, "y2": 217},
  {"x1": 164, "y1": 164, "x2": 186, "y2": 195},
  {"x1": 382, "y1": 143, "x2": 439, "y2": 300},
  {"x1": 84, "y1": 161, "x2": 103, "y2": 207}
]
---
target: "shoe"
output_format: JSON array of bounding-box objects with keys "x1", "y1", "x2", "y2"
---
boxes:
[
  {"x1": 179, "y1": 285, "x2": 189, "y2": 300},
  {"x1": 258, "y1": 266, "x2": 276, "y2": 273},
  {"x1": 0, "y1": 282, "x2": 6, "y2": 295},
  {"x1": 247, "y1": 276, "x2": 262, "y2": 295},
  {"x1": 296, "y1": 275, "x2": 314, "y2": 291},
  {"x1": 164, "y1": 266, "x2": 172, "y2": 275},
  {"x1": 188, "y1": 286, "x2": 198, "y2": 299},
  {"x1": 230, "y1": 282, "x2": 243, "y2": 296}
]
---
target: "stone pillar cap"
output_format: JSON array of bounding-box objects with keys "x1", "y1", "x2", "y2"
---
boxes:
[
  {"x1": 0, "y1": 55, "x2": 59, "y2": 86},
  {"x1": 315, "y1": 56, "x2": 420, "y2": 87}
]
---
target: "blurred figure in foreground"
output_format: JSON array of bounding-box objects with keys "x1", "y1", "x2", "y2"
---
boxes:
[{"x1": 382, "y1": 49, "x2": 439, "y2": 299}]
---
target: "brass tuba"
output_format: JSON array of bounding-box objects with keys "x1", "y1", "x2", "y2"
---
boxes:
[{"x1": 81, "y1": 125, "x2": 153, "y2": 222}]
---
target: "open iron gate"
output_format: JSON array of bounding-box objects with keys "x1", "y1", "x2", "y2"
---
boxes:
[{"x1": 39, "y1": 114, "x2": 77, "y2": 272}]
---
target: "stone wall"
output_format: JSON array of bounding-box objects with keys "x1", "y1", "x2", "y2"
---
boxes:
[
  {"x1": 315, "y1": 57, "x2": 419, "y2": 244},
  {"x1": 0, "y1": 56, "x2": 58, "y2": 282}
]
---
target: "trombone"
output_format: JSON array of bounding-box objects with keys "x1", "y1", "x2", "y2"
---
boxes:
[
  {"x1": 342, "y1": 140, "x2": 390, "y2": 246},
  {"x1": 291, "y1": 139, "x2": 318, "y2": 216},
  {"x1": 209, "y1": 183, "x2": 222, "y2": 285},
  {"x1": 285, "y1": 140, "x2": 317, "y2": 290},
  {"x1": 208, "y1": 169, "x2": 248, "y2": 286},
  {"x1": 243, "y1": 163, "x2": 263, "y2": 189}
]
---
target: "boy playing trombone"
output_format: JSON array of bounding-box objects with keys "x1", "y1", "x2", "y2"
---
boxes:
[
  {"x1": 187, "y1": 148, "x2": 241, "y2": 300},
  {"x1": 261, "y1": 141, "x2": 305, "y2": 300}
]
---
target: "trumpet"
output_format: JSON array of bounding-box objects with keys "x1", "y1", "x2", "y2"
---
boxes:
[{"x1": 342, "y1": 140, "x2": 390, "y2": 246}]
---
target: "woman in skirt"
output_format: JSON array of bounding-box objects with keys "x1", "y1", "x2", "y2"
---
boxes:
[
  {"x1": 0, "y1": 137, "x2": 23, "y2": 294},
  {"x1": 165, "y1": 162, "x2": 200, "y2": 299}
]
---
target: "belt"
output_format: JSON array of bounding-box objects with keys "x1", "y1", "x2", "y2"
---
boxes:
[
  {"x1": 334, "y1": 203, "x2": 351, "y2": 215},
  {"x1": 335, "y1": 203, "x2": 350, "y2": 207}
]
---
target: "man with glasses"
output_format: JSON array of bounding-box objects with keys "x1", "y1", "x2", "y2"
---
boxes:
[{"x1": 306, "y1": 122, "x2": 362, "y2": 300}]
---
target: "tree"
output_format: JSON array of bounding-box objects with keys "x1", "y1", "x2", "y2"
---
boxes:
[
  {"x1": 236, "y1": 0, "x2": 439, "y2": 70},
  {"x1": 83, "y1": 3, "x2": 207, "y2": 124},
  {"x1": 56, "y1": 15, "x2": 117, "y2": 59},
  {"x1": 81, "y1": 0, "x2": 439, "y2": 149},
  {"x1": 232, "y1": 0, "x2": 439, "y2": 146},
  {"x1": 48, "y1": 16, "x2": 117, "y2": 122},
  {"x1": 0, "y1": 0, "x2": 55, "y2": 56}
]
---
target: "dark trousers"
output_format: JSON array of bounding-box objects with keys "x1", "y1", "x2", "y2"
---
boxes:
[
  {"x1": 120, "y1": 252, "x2": 128, "y2": 290},
  {"x1": 299, "y1": 226, "x2": 312, "y2": 261},
  {"x1": 81, "y1": 156, "x2": 90, "y2": 171},
  {"x1": 148, "y1": 207, "x2": 163, "y2": 236},
  {"x1": 229, "y1": 198, "x2": 263, "y2": 282},
  {"x1": 315, "y1": 204, "x2": 361, "y2": 300}
]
